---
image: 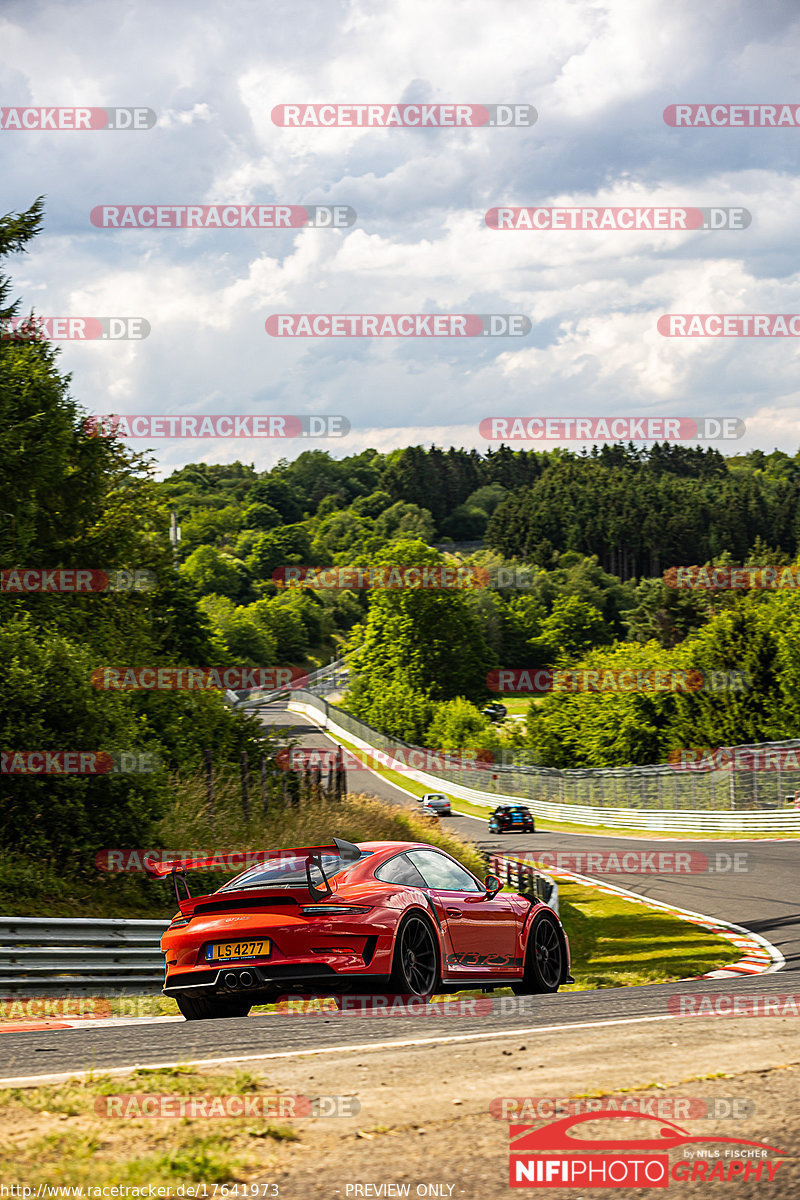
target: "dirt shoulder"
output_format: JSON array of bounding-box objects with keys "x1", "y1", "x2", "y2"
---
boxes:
[
  {"x1": 0, "y1": 1015, "x2": 798, "y2": 1195},
  {"x1": 252, "y1": 1015, "x2": 800, "y2": 1199}
]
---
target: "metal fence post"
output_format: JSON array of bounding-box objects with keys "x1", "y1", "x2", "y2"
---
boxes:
[
  {"x1": 204, "y1": 749, "x2": 214, "y2": 826},
  {"x1": 240, "y1": 750, "x2": 250, "y2": 822},
  {"x1": 336, "y1": 745, "x2": 346, "y2": 801}
]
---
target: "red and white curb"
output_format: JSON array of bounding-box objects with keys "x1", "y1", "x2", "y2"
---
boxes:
[
  {"x1": 0, "y1": 1014, "x2": 184, "y2": 1034},
  {"x1": 491, "y1": 854, "x2": 784, "y2": 980}
]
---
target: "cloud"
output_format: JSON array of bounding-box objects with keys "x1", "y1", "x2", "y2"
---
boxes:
[{"x1": 2, "y1": 0, "x2": 800, "y2": 472}]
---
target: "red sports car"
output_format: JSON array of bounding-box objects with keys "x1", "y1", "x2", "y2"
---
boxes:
[{"x1": 146, "y1": 838, "x2": 572, "y2": 1020}]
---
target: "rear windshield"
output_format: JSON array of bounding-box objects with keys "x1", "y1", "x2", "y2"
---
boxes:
[{"x1": 220, "y1": 851, "x2": 371, "y2": 891}]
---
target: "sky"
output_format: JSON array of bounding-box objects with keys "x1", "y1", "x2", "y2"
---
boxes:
[{"x1": 2, "y1": 0, "x2": 800, "y2": 475}]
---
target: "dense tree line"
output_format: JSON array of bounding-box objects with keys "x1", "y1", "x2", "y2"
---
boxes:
[
  {"x1": 149, "y1": 421, "x2": 800, "y2": 769},
  {"x1": 487, "y1": 444, "x2": 800, "y2": 577}
]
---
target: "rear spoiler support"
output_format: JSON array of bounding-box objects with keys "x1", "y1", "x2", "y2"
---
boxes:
[{"x1": 170, "y1": 866, "x2": 193, "y2": 908}]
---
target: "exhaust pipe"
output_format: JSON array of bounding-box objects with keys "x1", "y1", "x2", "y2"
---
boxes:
[
  {"x1": 223, "y1": 972, "x2": 239, "y2": 989},
  {"x1": 239, "y1": 970, "x2": 254, "y2": 988}
]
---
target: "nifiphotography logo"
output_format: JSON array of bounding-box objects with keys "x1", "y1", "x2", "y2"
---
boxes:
[{"x1": 508, "y1": 1110, "x2": 785, "y2": 1188}]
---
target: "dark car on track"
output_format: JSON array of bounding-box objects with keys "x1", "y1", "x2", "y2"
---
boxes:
[
  {"x1": 489, "y1": 804, "x2": 535, "y2": 834},
  {"x1": 146, "y1": 838, "x2": 570, "y2": 1019},
  {"x1": 482, "y1": 702, "x2": 508, "y2": 722}
]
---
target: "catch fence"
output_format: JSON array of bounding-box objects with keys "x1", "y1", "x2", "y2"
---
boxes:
[{"x1": 287, "y1": 691, "x2": 800, "y2": 826}]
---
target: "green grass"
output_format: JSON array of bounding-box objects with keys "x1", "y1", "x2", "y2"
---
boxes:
[
  {"x1": 557, "y1": 880, "x2": 742, "y2": 988},
  {"x1": 0, "y1": 1067, "x2": 298, "y2": 1188}
]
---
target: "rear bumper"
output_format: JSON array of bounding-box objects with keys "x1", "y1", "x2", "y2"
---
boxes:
[{"x1": 164, "y1": 962, "x2": 391, "y2": 999}]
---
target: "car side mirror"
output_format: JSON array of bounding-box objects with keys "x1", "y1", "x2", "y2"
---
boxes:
[{"x1": 484, "y1": 873, "x2": 503, "y2": 899}]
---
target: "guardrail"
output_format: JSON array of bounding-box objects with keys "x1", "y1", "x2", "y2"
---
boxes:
[
  {"x1": 234, "y1": 659, "x2": 349, "y2": 710},
  {"x1": 0, "y1": 917, "x2": 169, "y2": 995},
  {"x1": 288, "y1": 693, "x2": 800, "y2": 832},
  {"x1": 484, "y1": 854, "x2": 559, "y2": 915}
]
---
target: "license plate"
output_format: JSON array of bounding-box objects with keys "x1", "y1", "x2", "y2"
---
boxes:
[{"x1": 206, "y1": 940, "x2": 270, "y2": 962}]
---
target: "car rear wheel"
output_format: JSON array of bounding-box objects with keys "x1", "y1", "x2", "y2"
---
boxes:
[
  {"x1": 512, "y1": 908, "x2": 564, "y2": 995},
  {"x1": 175, "y1": 994, "x2": 252, "y2": 1021},
  {"x1": 389, "y1": 913, "x2": 439, "y2": 998}
]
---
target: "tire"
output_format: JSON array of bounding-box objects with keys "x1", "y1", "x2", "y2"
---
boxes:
[
  {"x1": 175, "y1": 994, "x2": 252, "y2": 1021},
  {"x1": 388, "y1": 912, "x2": 440, "y2": 998},
  {"x1": 512, "y1": 908, "x2": 564, "y2": 995}
]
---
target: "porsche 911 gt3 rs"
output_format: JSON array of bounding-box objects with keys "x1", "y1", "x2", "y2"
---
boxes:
[{"x1": 145, "y1": 838, "x2": 572, "y2": 1020}]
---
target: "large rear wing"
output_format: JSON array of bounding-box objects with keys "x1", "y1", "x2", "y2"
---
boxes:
[{"x1": 144, "y1": 838, "x2": 362, "y2": 906}]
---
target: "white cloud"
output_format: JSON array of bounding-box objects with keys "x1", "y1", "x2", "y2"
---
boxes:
[{"x1": 2, "y1": 0, "x2": 800, "y2": 470}]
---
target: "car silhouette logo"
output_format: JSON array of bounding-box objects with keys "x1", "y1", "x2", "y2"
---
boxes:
[{"x1": 510, "y1": 1110, "x2": 785, "y2": 1155}]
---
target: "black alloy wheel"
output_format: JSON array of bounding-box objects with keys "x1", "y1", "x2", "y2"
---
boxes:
[{"x1": 511, "y1": 908, "x2": 564, "y2": 995}]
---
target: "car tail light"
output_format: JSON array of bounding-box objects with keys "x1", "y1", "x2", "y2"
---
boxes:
[
  {"x1": 169, "y1": 916, "x2": 192, "y2": 928},
  {"x1": 300, "y1": 905, "x2": 372, "y2": 915}
]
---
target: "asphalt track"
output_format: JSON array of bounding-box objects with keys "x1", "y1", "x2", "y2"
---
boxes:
[{"x1": 0, "y1": 702, "x2": 796, "y2": 1083}]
